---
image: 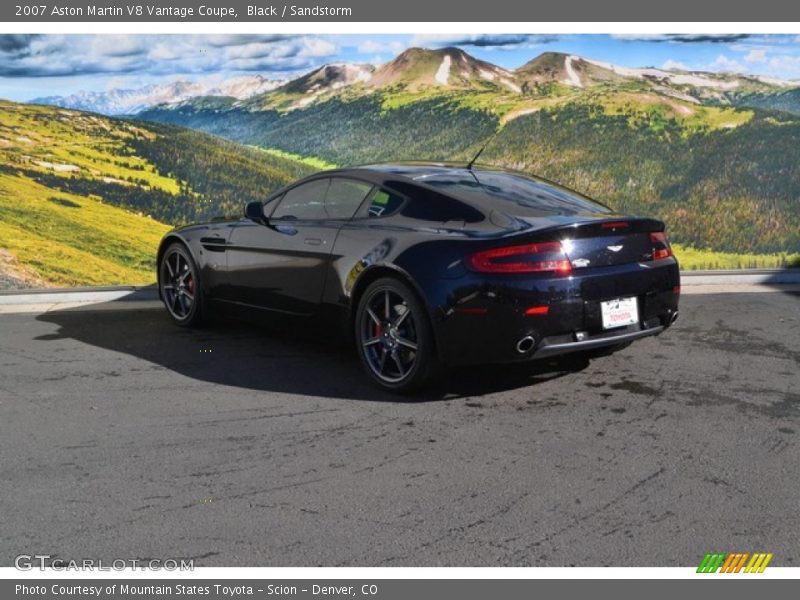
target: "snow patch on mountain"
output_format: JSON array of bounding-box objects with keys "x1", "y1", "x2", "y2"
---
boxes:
[
  {"x1": 583, "y1": 58, "x2": 742, "y2": 90},
  {"x1": 435, "y1": 55, "x2": 451, "y2": 85},
  {"x1": 563, "y1": 55, "x2": 584, "y2": 88}
]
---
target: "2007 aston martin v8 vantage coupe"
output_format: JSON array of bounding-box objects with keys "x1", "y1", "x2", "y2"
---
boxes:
[{"x1": 157, "y1": 163, "x2": 680, "y2": 392}]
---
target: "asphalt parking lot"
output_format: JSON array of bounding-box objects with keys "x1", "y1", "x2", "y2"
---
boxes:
[{"x1": 0, "y1": 291, "x2": 798, "y2": 567}]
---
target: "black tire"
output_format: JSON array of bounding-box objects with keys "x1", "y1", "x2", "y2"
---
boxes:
[
  {"x1": 355, "y1": 277, "x2": 437, "y2": 393},
  {"x1": 159, "y1": 242, "x2": 204, "y2": 327}
]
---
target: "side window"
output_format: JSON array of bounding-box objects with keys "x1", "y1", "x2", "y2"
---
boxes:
[
  {"x1": 367, "y1": 188, "x2": 404, "y2": 218},
  {"x1": 271, "y1": 178, "x2": 329, "y2": 220},
  {"x1": 325, "y1": 178, "x2": 374, "y2": 220}
]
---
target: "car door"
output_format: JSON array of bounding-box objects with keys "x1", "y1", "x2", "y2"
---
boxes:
[{"x1": 224, "y1": 177, "x2": 372, "y2": 315}]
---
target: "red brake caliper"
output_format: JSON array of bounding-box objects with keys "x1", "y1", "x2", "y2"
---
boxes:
[{"x1": 373, "y1": 301, "x2": 385, "y2": 341}]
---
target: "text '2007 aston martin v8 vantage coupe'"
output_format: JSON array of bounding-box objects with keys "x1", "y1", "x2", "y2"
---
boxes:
[{"x1": 157, "y1": 163, "x2": 680, "y2": 392}]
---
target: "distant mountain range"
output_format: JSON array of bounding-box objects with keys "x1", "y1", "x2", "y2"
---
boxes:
[
  {"x1": 30, "y1": 48, "x2": 800, "y2": 116},
  {"x1": 31, "y1": 74, "x2": 285, "y2": 115},
  {"x1": 26, "y1": 47, "x2": 800, "y2": 255}
]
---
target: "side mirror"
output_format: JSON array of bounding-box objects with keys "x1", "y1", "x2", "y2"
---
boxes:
[{"x1": 245, "y1": 201, "x2": 267, "y2": 224}]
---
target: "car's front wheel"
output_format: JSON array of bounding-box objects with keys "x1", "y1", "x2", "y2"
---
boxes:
[
  {"x1": 159, "y1": 242, "x2": 203, "y2": 327},
  {"x1": 355, "y1": 277, "x2": 437, "y2": 393}
]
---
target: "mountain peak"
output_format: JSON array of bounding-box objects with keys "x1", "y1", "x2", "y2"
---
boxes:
[
  {"x1": 370, "y1": 46, "x2": 518, "y2": 91},
  {"x1": 515, "y1": 52, "x2": 625, "y2": 89},
  {"x1": 278, "y1": 63, "x2": 374, "y2": 95}
]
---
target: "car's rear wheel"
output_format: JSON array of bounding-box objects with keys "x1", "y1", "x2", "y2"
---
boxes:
[
  {"x1": 159, "y1": 242, "x2": 203, "y2": 327},
  {"x1": 355, "y1": 277, "x2": 436, "y2": 393}
]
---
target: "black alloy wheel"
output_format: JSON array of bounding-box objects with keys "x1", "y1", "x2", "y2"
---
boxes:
[
  {"x1": 356, "y1": 277, "x2": 436, "y2": 393},
  {"x1": 159, "y1": 243, "x2": 203, "y2": 326}
]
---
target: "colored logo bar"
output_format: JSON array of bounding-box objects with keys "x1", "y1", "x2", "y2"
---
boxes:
[{"x1": 697, "y1": 553, "x2": 773, "y2": 573}]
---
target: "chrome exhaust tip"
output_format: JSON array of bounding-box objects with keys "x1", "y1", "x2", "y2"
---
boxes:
[
  {"x1": 516, "y1": 336, "x2": 536, "y2": 354},
  {"x1": 670, "y1": 311, "x2": 679, "y2": 324}
]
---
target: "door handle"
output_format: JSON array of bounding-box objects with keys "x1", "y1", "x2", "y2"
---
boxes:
[
  {"x1": 304, "y1": 238, "x2": 323, "y2": 246},
  {"x1": 274, "y1": 224, "x2": 298, "y2": 235}
]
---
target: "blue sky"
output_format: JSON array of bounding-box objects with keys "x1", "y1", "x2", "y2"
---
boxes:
[{"x1": 2, "y1": 33, "x2": 799, "y2": 100}]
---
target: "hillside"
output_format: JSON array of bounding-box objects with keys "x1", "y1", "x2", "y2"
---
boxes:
[
  {"x1": 730, "y1": 87, "x2": 800, "y2": 114},
  {"x1": 136, "y1": 48, "x2": 800, "y2": 255},
  {"x1": 244, "y1": 64, "x2": 375, "y2": 111},
  {"x1": 368, "y1": 47, "x2": 519, "y2": 92},
  {"x1": 0, "y1": 100, "x2": 313, "y2": 287},
  {"x1": 481, "y1": 103, "x2": 800, "y2": 253}
]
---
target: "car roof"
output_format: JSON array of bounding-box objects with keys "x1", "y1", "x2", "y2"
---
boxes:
[
  {"x1": 294, "y1": 162, "x2": 612, "y2": 226},
  {"x1": 320, "y1": 162, "x2": 538, "y2": 194},
  {"x1": 316, "y1": 162, "x2": 470, "y2": 186},
  {"x1": 325, "y1": 162, "x2": 602, "y2": 207}
]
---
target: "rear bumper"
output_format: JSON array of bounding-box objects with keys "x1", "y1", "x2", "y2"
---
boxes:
[
  {"x1": 422, "y1": 258, "x2": 680, "y2": 365},
  {"x1": 533, "y1": 322, "x2": 665, "y2": 359}
]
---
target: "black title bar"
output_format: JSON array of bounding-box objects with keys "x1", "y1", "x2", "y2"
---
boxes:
[{"x1": 4, "y1": 0, "x2": 800, "y2": 22}]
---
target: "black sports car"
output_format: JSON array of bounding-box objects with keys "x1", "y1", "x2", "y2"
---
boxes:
[{"x1": 157, "y1": 163, "x2": 680, "y2": 392}]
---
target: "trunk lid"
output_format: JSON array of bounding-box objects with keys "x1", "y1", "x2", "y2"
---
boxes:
[
  {"x1": 560, "y1": 219, "x2": 661, "y2": 268},
  {"x1": 509, "y1": 217, "x2": 665, "y2": 269}
]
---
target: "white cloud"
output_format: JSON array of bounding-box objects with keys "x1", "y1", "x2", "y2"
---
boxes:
[
  {"x1": 662, "y1": 59, "x2": 689, "y2": 70},
  {"x1": 745, "y1": 49, "x2": 767, "y2": 64},
  {"x1": 0, "y1": 34, "x2": 338, "y2": 78},
  {"x1": 368, "y1": 55, "x2": 387, "y2": 68},
  {"x1": 357, "y1": 40, "x2": 404, "y2": 55},
  {"x1": 90, "y1": 35, "x2": 148, "y2": 58},
  {"x1": 713, "y1": 54, "x2": 746, "y2": 72},
  {"x1": 150, "y1": 43, "x2": 179, "y2": 61},
  {"x1": 298, "y1": 38, "x2": 337, "y2": 58},
  {"x1": 766, "y1": 54, "x2": 800, "y2": 78},
  {"x1": 104, "y1": 75, "x2": 143, "y2": 91}
]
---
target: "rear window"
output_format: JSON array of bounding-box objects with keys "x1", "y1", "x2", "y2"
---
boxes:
[
  {"x1": 421, "y1": 171, "x2": 610, "y2": 216},
  {"x1": 386, "y1": 180, "x2": 484, "y2": 223}
]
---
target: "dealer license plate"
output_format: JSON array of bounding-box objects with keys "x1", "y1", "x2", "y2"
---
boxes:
[{"x1": 601, "y1": 297, "x2": 639, "y2": 330}]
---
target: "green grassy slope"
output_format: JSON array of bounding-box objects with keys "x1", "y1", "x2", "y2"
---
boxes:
[
  {"x1": 0, "y1": 101, "x2": 313, "y2": 287},
  {"x1": 140, "y1": 95, "x2": 499, "y2": 166},
  {"x1": 481, "y1": 103, "x2": 800, "y2": 254},
  {"x1": 140, "y1": 87, "x2": 800, "y2": 256}
]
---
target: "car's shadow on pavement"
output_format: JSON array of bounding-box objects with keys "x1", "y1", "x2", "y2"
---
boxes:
[{"x1": 35, "y1": 303, "x2": 589, "y2": 402}]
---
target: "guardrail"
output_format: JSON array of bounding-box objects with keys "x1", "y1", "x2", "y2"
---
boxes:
[
  {"x1": 678, "y1": 269, "x2": 800, "y2": 285},
  {"x1": 0, "y1": 285, "x2": 158, "y2": 305}
]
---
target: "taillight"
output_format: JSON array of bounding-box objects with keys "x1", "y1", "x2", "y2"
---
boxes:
[
  {"x1": 466, "y1": 242, "x2": 572, "y2": 274},
  {"x1": 650, "y1": 231, "x2": 673, "y2": 260}
]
